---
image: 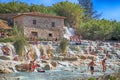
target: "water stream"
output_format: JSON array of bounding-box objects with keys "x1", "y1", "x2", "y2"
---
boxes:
[
  {"x1": 34, "y1": 45, "x2": 41, "y2": 61},
  {"x1": 63, "y1": 27, "x2": 75, "y2": 40},
  {"x1": 0, "y1": 41, "x2": 120, "y2": 80}
]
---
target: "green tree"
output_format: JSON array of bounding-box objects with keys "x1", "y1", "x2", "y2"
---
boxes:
[
  {"x1": 0, "y1": 1, "x2": 30, "y2": 13},
  {"x1": 76, "y1": 19, "x2": 115, "y2": 40},
  {"x1": 111, "y1": 21, "x2": 120, "y2": 40},
  {"x1": 78, "y1": 0, "x2": 101, "y2": 19},
  {"x1": 30, "y1": 4, "x2": 40, "y2": 12},
  {"x1": 18, "y1": 2, "x2": 30, "y2": 13},
  {"x1": 52, "y1": 1, "x2": 84, "y2": 27}
]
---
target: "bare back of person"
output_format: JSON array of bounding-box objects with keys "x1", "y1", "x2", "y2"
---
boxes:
[
  {"x1": 89, "y1": 60, "x2": 95, "y2": 75},
  {"x1": 102, "y1": 58, "x2": 107, "y2": 72}
]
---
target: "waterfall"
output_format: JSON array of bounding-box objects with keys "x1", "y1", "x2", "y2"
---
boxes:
[
  {"x1": 34, "y1": 45, "x2": 41, "y2": 61},
  {"x1": 0, "y1": 43, "x2": 6, "y2": 56},
  {"x1": 11, "y1": 61, "x2": 18, "y2": 72},
  {"x1": 0, "y1": 46, "x2": 4, "y2": 56},
  {"x1": 6, "y1": 43, "x2": 16, "y2": 58},
  {"x1": 42, "y1": 45, "x2": 46, "y2": 55},
  {"x1": 63, "y1": 27, "x2": 75, "y2": 40},
  {"x1": 0, "y1": 43, "x2": 16, "y2": 57},
  {"x1": 24, "y1": 46, "x2": 28, "y2": 53}
]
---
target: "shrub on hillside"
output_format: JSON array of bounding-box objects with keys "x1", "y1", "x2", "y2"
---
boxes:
[{"x1": 0, "y1": 38, "x2": 14, "y2": 42}]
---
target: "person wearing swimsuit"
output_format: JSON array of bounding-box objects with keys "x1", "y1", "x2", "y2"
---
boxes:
[
  {"x1": 89, "y1": 59, "x2": 95, "y2": 75},
  {"x1": 102, "y1": 58, "x2": 107, "y2": 72}
]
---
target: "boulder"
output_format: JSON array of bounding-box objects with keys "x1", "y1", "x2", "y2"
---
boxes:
[
  {"x1": 41, "y1": 60, "x2": 48, "y2": 63},
  {"x1": 15, "y1": 64, "x2": 30, "y2": 72},
  {"x1": 0, "y1": 61, "x2": 14, "y2": 73},
  {"x1": 62, "y1": 57, "x2": 78, "y2": 61},
  {"x1": 0, "y1": 56, "x2": 11, "y2": 60},
  {"x1": 3, "y1": 68, "x2": 13, "y2": 73},
  {"x1": 43, "y1": 64, "x2": 53, "y2": 70},
  {"x1": 87, "y1": 55, "x2": 97, "y2": 60},
  {"x1": 80, "y1": 55, "x2": 87, "y2": 59},
  {"x1": 72, "y1": 61, "x2": 80, "y2": 66},
  {"x1": 50, "y1": 61, "x2": 58, "y2": 67}
]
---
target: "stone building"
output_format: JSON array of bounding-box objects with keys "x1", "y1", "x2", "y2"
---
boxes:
[{"x1": 13, "y1": 12, "x2": 65, "y2": 40}]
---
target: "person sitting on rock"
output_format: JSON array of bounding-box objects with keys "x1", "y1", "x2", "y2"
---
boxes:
[
  {"x1": 32, "y1": 60, "x2": 37, "y2": 71},
  {"x1": 88, "y1": 59, "x2": 95, "y2": 75},
  {"x1": 13, "y1": 55, "x2": 19, "y2": 61},
  {"x1": 29, "y1": 59, "x2": 37, "y2": 72},
  {"x1": 29, "y1": 61, "x2": 33, "y2": 71},
  {"x1": 2, "y1": 46, "x2": 10, "y2": 55}
]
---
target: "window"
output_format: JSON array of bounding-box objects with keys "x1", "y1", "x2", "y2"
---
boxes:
[
  {"x1": 33, "y1": 20, "x2": 36, "y2": 25},
  {"x1": 51, "y1": 22, "x2": 55, "y2": 27},
  {"x1": 49, "y1": 33, "x2": 52, "y2": 37}
]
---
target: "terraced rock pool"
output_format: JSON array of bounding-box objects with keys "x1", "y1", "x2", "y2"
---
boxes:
[{"x1": 0, "y1": 69, "x2": 117, "y2": 80}]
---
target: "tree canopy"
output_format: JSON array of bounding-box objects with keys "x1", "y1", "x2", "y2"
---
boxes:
[
  {"x1": 76, "y1": 19, "x2": 120, "y2": 40},
  {"x1": 52, "y1": 1, "x2": 84, "y2": 27},
  {"x1": 78, "y1": 0, "x2": 101, "y2": 19}
]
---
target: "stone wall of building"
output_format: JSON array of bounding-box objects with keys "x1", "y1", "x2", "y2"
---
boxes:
[
  {"x1": 23, "y1": 16, "x2": 64, "y2": 29},
  {"x1": 24, "y1": 27, "x2": 64, "y2": 40},
  {"x1": 18, "y1": 15, "x2": 65, "y2": 39},
  {"x1": 14, "y1": 15, "x2": 24, "y2": 27}
]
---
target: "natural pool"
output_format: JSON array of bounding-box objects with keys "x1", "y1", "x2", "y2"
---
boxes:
[
  {"x1": 0, "y1": 70, "x2": 87, "y2": 80},
  {"x1": 0, "y1": 40, "x2": 120, "y2": 80},
  {"x1": 0, "y1": 69, "x2": 117, "y2": 80}
]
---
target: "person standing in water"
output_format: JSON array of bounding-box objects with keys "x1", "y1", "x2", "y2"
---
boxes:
[
  {"x1": 88, "y1": 59, "x2": 95, "y2": 75},
  {"x1": 102, "y1": 57, "x2": 107, "y2": 72}
]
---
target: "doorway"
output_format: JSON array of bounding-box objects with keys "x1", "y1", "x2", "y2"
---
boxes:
[{"x1": 31, "y1": 31, "x2": 38, "y2": 40}]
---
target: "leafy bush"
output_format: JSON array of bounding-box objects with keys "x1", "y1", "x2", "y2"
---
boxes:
[
  {"x1": 13, "y1": 26, "x2": 28, "y2": 58},
  {"x1": 59, "y1": 38, "x2": 68, "y2": 54},
  {"x1": 109, "y1": 76, "x2": 116, "y2": 80},
  {"x1": 13, "y1": 39, "x2": 25, "y2": 56},
  {"x1": 89, "y1": 77, "x2": 95, "y2": 80},
  {"x1": 0, "y1": 38, "x2": 14, "y2": 42}
]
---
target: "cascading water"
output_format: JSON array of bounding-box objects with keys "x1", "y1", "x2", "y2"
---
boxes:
[
  {"x1": 0, "y1": 40, "x2": 120, "y2": 80},
  {"x1": 42, "y1": 45, "x2": 46, "y2": 55},
  {"x1": 63, "y1": 27, "x2": 75, "y2": 40},
  {"x1": 7, "y1": 43, "x2": 16, "y2": 58},
  {"x1": 0, "y1": 44, "x2": 4, "y2": 56},
  {"x1": 34, "y1": 45, "x2": 41, "y2": 61},
  {"x1": 0, "y1": 43, "x2": 16, "y2": 57},
  {"x1": 24, "y1": 46, "x2": 28, "y2": 54}
]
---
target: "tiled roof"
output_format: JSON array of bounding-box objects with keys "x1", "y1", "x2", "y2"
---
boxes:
[
  {"x1": 0, "y1": 19, "x2": 12, "y2": 29},
  {"x1": 13, "y1": 12, "x2": 66, "y2": 19}
]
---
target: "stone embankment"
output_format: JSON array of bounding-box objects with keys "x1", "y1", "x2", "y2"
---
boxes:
[{"x1": 0, "y1": 59, "x2": 21, "y2": 74}]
